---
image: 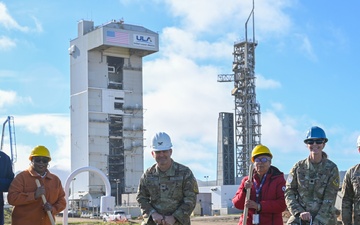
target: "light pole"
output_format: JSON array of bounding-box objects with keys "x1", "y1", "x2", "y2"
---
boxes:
[
  {"x1": 204, "y1": 176, "x2": 209, "y2": 186},
  {"x1": 115, "y1": 179, "x2": 120, "y2": 206}
]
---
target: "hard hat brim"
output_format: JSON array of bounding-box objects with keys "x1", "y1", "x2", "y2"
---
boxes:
[{"x1": 152, "y1": 148, "x2": 171, "y2": 151}]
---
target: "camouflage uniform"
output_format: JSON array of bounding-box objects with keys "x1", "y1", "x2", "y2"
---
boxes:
[
  {"x1": 341, "y1": 164, "x2": 360, "y2": 225},
  {"x1": 285, "y1": 153, "x2": 340, "y2": 225},
  {"x1": 136, "y1": 160, "x2": 199, "y2": 225}
]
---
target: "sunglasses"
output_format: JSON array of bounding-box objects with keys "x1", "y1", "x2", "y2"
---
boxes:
[
  {"x1": 33, "y1": 157, "x2": 50, "y2": 164},
  {"x1": 305, "y1": 139, "x2": 324, "y2": 145},
  {"x1": 254, "y1": 157, "x2": 270, "y2": 163}
]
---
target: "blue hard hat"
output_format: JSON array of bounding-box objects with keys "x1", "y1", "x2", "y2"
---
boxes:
[{"x1": 304, "y1": 126, "x2": 328, "y2": 143}]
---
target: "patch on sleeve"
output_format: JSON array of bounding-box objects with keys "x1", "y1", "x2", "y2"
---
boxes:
[
  {"x1": 282, "y1": 186, "x2": 286, "y2": 192},
  {"x1": 332, "y1": 176, "x2": 340, "y2": 187},
  {"x1": 286, "y1": 174, "x2": 293, "y2": 184}
]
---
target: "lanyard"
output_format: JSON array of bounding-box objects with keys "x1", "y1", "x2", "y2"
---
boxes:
[{"x1": 253, "y1": 173, "x2": 267, "y2": 203}]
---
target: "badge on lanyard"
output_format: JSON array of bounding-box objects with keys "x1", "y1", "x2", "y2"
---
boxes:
[{"x1": 252, "y1": 214, "x2": 259, "y2": 224}]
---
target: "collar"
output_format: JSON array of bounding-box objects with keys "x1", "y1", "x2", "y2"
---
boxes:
[
  {"x1": 28, "y1": 166, "x2": 54, "y2": 180},
  {"x1": 154, "y1": 160, "x2": 175, "y2": 176}
]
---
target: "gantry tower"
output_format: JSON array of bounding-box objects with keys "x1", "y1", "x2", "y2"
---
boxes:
[{"x1": 218, "y1": 0, "x2": 261, "y2": 178}]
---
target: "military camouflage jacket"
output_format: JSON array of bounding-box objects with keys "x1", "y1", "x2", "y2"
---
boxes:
[
  {"x1": 136, "y1": 160, "x2": 199, "y2": 225},
  {"x1": 341, "y1": 163, "x2": 360, "y2": 225},
  {"x1": 285, "y1": 155, "x2": 340, "y2": 225}
]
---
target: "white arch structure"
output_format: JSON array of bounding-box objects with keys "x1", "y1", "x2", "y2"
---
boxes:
[{"x1": 62, "y1": 166, "x2": 113, "y2": 225}]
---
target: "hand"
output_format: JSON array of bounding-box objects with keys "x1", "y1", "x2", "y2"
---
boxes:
[
  {"x1": 43, "y1": 202, "x2": 53, "y2": 212},
  {"x1": 244, "y1": 199, "x2": 258, "y2": 210},
  {"x1": 244, "y1": 180, "x2": 253, "y2": 189},
  {"x1": 299, "y1": 212, "x2": 311, "y2": 221},
  {"x1": 152, "y1": 212, "x2": 164, "y2": 224},
  {"x1": 35, "y1": 186, "x2": 45, "y2": 199},
  {"x1": 164, "y1": 215, "x2": 176, "y2": 225}
]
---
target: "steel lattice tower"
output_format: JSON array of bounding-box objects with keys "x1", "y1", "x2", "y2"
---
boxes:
[{"x1": 218, "y1": 0, "x2": 261, "y2": 178}]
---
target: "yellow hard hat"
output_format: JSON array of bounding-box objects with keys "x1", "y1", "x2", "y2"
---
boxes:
[
  {"x1": 251, "y1": 144, "x2": 272, "y2": 162},
  {"x1": 29, "y1": 145, "x2": 51, "y2": 161}
]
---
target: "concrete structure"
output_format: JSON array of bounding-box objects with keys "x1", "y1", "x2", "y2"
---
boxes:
[
  {"x1": 69, "y1": 19, "x2": 158, "y2": 202},
  {"x1": 217, "y1": 112, "x2": 235, "y2": 185}
]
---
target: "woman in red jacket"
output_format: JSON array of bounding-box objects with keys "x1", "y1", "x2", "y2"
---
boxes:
[{"x1": 232, "y1": 145, "x2": 287, "y2": 225}]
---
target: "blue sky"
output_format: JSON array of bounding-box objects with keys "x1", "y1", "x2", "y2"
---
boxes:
[{"x1": 1, "y1": 0, "x2": 359, "y2": 189}]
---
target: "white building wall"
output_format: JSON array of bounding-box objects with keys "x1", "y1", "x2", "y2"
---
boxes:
[
  {"x1": 70, "y1": 35, "x2": 91, "y2": 192},
  {"x1": 199, "y1": 185, "x2": 239, "y2": 212}
]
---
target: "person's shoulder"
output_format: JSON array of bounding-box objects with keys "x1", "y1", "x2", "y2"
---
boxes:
[
  {"x1": 270, "y1": 165, "x2": 284, "y2": 176},
  {"x1": 144, "y1": 164, "x2": 157, "y2": 174},
  {"x1": 324, "y1": 158, "x2": 338, "y2": 168},
  {"x1": 173, "y1": 161, "x2": 191, "y2": 171},
  {"x1": 346, "y1": 164, "x2": 360, "y2": 174},
  {"x1": 292, "y1": 158, "x2": 307, "y2": 167},
  {"x1": 46, "y1": 170, "x2": 63, "y2": 181},
  {"x1": 13, "y1": 169, "x2": 29, "y2": 179},
  {"x1": 0, "y1": 151, "x2": 11, "y2": 159}
]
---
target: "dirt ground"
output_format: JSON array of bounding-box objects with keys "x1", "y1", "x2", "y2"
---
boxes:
[
  {"x1": 58, "y1": 215, "x2": 241, "y2": 224},
  {"x1": 57, "y1": 211, "x2": 341, "y2": 225}
]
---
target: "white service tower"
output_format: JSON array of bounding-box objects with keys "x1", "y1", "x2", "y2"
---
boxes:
[{"x1": 69, "y1": 20, "x2": 158, "y2": 204}]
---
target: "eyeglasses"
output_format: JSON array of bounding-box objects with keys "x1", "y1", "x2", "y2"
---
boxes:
[
  {"x1": 254, "y1": 157, "x2": 270, "y2": 163},
  {"x1": 33, "y1": 157, "x2": 50, "y2": 164},
  {"x1": 306, "y1": 139, "x2": 324, "y2": 145}
]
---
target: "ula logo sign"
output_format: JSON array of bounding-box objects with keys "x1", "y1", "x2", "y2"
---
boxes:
[
  {"x1": 133, "y1": 34, "x2": 156, "y2": 48},
  {"x1": 136, "y1": 35, "x2": 152, "y2": 43}
]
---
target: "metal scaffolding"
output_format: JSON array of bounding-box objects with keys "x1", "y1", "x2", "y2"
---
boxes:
[{"x1": 218, "y1": 0, "x2": 261, "y2": 178}]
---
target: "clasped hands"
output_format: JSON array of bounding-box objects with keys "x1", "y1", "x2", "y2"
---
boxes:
[
  {"x1": 299, "y1": 212, "x2": 312, "y2": 222},
  {"x1": 152, "y1": 212, "x2": 176, "y2": 225}
]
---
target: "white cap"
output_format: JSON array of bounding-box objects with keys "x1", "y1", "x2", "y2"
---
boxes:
[
  {"x1": 151, "y1": 132, "x2": 173, "y2": 151},
  {"x1": 357, "y1": 135, "x2": 360, "y2": 147}
]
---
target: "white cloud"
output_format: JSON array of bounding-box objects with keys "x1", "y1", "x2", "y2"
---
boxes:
[
  {"x1": 270, "y1": 102, "x2": 284, "y2": 111},
  {"x1": 261, "y1": 110, "x2": 303, "y2": 152},
  {"x1": 298, "y1": 34, "x2": 317, "y2": 61},
  {"x1": 161, "y1": 27, "x2": 233, "y2": 61},
  {"x1": 10, "y1": 114, "x2": 70, "y2": 173},
  {"x1": 0, "y1": 90, "x2": 17, "y2": 107},
  {"x1": 31, "y1": 16, "x2": 43, "y2": 33},
  {"x1": 0, "y1": 2, "x2": 29, "y2": 32},
  {"x1": 164, "y1": 0, "x2": 294, "y2": 39},
  {"x1": 0, "y1": 89, "x2": 32, "y2": 109},
  {"x1": 0, "y1": 35, "x2": 16, "y2": 50},
  {"x1": 256, "y1": 74, "x2": 281, "y2": 89},
  {"x1": 165, "y1": 0, "x2": 242, "y2": 33},
  {"x1": 255, "y1": 0, "x2": 294, "y2": 38}
]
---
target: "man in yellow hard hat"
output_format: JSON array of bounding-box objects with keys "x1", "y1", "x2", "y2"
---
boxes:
[
  {"x1": 232, "y1": 144, "x2": 286, "y2": 225},
  {"x1": 7, "y1": 145, "x2": 66, "y2": 225}
]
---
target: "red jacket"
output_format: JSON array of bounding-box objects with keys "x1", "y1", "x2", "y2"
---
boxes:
[{"x1": 232, "y1": 166, "x2": 286, "y2": 225}]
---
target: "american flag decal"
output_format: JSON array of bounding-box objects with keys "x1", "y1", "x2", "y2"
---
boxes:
[{"x1": 106, "y1": 30, "x2": 129, "y2": 45}]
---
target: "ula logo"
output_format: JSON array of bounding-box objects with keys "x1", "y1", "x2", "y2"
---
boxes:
[{"x1": 136, "y1": 35, "x2": 152, "y2": 42}]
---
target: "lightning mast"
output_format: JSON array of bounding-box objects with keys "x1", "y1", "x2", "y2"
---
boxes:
[
  {"x1": 1, "y1": 115, "x2": 17, "y2": 163},
  {"x1": 218, "y1": 0, "x2": 261, "y2": 178}
]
